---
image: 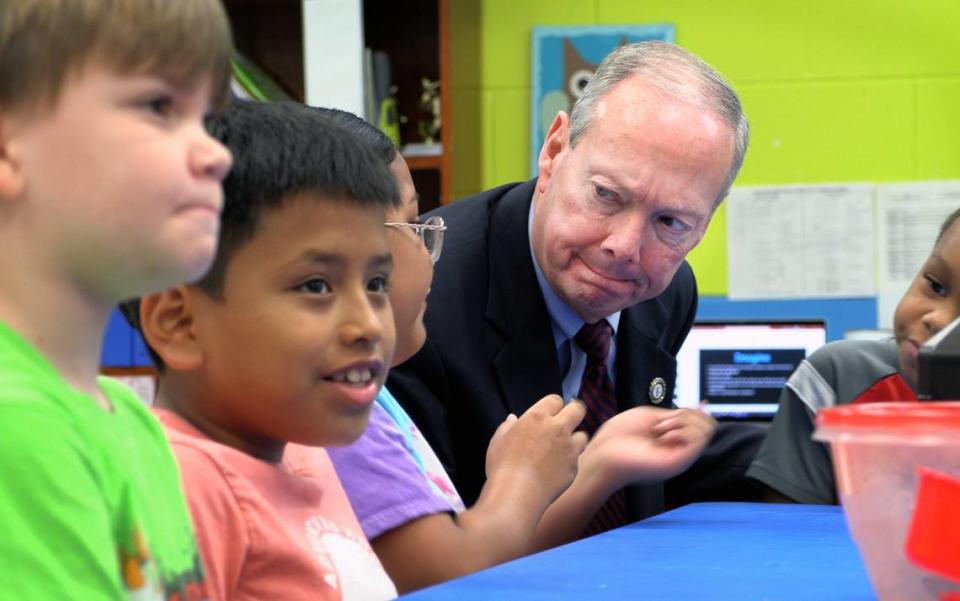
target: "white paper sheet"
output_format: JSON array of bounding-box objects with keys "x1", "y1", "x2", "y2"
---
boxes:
[
  {"x1": 875, "y1": 181, "x2": 960, "y2": 328},
  {"x1": 727, "y1": 184, "x2": 876, "y2": 299}
]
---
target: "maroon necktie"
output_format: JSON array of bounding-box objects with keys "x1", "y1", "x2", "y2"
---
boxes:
[{"x1": 575, "y1": 319, "x2": 628, "y2": 536}]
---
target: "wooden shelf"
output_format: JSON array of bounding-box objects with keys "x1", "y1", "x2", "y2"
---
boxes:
[
  {"x1": 403, "y1": 154, "x2": 443, "y2": 171},
  {"x1": 363, "y1": 0, "x2": 451, "y2": 207},
  {"x1": 223, "y1": 0, "x2": 453, "y2": 208},
  {"x1": 222, "y1": 0, "x2": 304, "y2": 101}
]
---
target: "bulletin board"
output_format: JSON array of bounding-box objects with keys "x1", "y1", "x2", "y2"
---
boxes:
[{"x1": 530, "y1": 24, "x2": 675, "y2": 176}]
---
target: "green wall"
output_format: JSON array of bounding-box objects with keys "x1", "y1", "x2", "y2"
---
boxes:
[{"x1": 449, "y1": 0, "x2": 960, "y2": 295}]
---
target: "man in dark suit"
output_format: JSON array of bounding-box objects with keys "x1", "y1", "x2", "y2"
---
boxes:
[{"x1": 388, "y1": 41, "x2": 764, "y2": 526}]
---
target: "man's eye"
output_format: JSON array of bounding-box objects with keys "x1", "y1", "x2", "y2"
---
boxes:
[
  {"x1": 297, "y1": 278, "x2": 331, "y2": 294},
  {"x1": 660, "y1": 215, "x2": 689, "y2": 233},
  {"x1": 924, "y1": 274, "x2": 948, "y2": 297},
  {"x1": 368, "y1": 275, "x2": 390, "y2": 293},
  {"x1": 594, "y1": 185, "x2": 615, "y2": 202}
]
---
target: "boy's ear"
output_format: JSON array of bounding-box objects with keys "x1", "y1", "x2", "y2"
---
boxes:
[
  {"x1": 139, "y1": 287, "x2": 205, "y2": 371},
  {"x1": 0, "y1": 116, "x2": 26, "y2": 201}
]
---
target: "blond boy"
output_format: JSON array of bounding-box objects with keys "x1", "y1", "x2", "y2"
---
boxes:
[{"x1": 0, "y1": 1, "x2": 232, "y2": 597}]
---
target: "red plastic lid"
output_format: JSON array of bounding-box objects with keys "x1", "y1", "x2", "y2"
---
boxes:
[{"x1": 817, "y1": 402, "x2": 960, "y2": 432}]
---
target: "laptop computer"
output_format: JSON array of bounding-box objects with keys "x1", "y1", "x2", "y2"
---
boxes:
[{"x1": 672, "y1": 320, "x2": 828, "y2": 420}]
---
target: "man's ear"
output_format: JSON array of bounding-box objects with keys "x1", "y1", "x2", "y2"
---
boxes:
[
  {"x1": 0, "y1": 115, "x2": 26, "y2": 201},
  {"x1": 139, "y1": 287, "x2": 205, "y2": 372},
  {"x1": 536, "y1": 111, "x2": 570, "y2": 195}
]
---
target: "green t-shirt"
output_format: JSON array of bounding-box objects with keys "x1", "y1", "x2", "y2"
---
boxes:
[{"x1": 0, "y1": 321, "x2": 205, "y2": 599}]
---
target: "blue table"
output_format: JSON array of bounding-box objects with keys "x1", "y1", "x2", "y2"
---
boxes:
[{"x1": 402, "y1": 502, "x2": 876, "y2": 600}]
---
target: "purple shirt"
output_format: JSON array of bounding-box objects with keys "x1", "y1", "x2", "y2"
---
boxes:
[{"x1": 328, "y1": 391, "x2": 463, "y2": 540}]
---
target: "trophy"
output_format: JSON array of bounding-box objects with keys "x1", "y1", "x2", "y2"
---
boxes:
[{"x1": 417, "y1": 77, "x2": 441, "y2": 146}]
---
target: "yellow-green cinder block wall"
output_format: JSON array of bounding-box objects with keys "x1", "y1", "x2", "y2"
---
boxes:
[{"x1": 449, "y1": 0, "x2": 960, "y2": 295}]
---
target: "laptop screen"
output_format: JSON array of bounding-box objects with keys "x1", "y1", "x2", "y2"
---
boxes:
[{"x1": 673, "y1": 320, "x2": 828, "y2": 419}]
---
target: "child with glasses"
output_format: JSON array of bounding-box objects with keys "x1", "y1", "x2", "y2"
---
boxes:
[
  {"x1": 322, "y1": 109, "x2": 716, "y2": 594},
  {"x1": 386, "y1": 216, "x2": 446, "y2": 263},
  {"x1": 121, "y1": 100, "x2": 400, "y2": 600}
]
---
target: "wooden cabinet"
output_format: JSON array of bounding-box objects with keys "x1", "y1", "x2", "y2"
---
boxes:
[
  {"x1": 222, "y1": 0, "x2": 304, "y2": 101},
  {"x1": 221, "y1": 0, "x2": 452, "y2": 212}
]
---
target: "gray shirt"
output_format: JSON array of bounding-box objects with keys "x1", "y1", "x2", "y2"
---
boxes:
[{"x1": 746, "y1": 338, "x2": 910, "y2": 504}]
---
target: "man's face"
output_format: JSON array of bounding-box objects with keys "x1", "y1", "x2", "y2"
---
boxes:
[{"x1": 531, "y1": 76, "x2": 735, "y2": 323}]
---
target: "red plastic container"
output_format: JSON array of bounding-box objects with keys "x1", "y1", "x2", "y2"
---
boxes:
[{"x1": 815, "y1": 402, "x2": 960, "y2": 601}]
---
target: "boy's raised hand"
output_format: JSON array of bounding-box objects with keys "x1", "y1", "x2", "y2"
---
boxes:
[
  {"x1": 485, "y1": 395, "x2": 589, "y2": 504},
  {"x1": 585, "y1": 406, "x2": 716, "y2": 489}
]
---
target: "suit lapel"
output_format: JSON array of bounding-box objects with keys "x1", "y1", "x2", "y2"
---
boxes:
[
  {"x1": 617, "y1": 303, "x2": 677, "y2": 519},
  {"x1": 485, "y1": 180, "x2": 564, "y2": 416},
  {"x1": 616, "y1": 302, "x2": 680, "y2": 409}
]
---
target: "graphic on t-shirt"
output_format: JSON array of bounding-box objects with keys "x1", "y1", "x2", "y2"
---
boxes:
[
  {"x1": 120, "y1": 526, "x2": 205, "y2": 601},
  {"x1": 304, "y1": 515, "x2": 396, "y2": 600},
  {"x1": 121, "y1": 529, "x2": 163, "y2": 601},
  {"x1": 407, "y1": 423, "x2": 466, "y2": 512}
]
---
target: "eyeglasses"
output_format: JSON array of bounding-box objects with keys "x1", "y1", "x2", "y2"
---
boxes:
[{"x1": 385, "y1": 215, "x2": 446, "y2": 263}]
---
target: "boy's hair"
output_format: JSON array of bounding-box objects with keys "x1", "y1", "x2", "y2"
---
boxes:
[
  {"x1": 121, "y1": 100, "x2": 400, "y2": 368},
  {"x1": 316, "y1": 107, "x2": 399, "y2": 166},
  {"x1": 938, "y1": 208, "x2": 960, "y2": 243},
  {"x1": 0, "y1": 0, "x2": 233, "y2": 116}
]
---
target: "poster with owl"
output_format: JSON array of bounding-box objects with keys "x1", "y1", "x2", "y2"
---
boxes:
[{"x1": 530, "y1": 24, "x2": 675, "y2": 176}]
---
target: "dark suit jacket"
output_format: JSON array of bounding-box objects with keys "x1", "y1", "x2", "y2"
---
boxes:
[{"x1": 388, "y1": 179, "x2": 764, "y2": 520}]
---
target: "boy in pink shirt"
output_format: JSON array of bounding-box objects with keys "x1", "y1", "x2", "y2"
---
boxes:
[
  {"x1": 159, "y1": 412, "x2": 393, "y2": 599},
  {"x1": 124, "y1": 100, "x2": 402, "y2": 600}
]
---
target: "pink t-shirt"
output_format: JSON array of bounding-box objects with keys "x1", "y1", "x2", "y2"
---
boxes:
[{"x1": 155, "y1": 408, "x2": 396, "y2": 601}]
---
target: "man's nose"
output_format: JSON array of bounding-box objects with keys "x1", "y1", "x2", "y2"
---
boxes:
[{"x1": 600, "y1": 213, "x2": 646, "y2": 263}]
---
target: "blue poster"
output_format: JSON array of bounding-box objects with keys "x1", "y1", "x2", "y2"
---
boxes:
[{"x1": 530, "y1": 25, "x2": 675, "y2": 176}]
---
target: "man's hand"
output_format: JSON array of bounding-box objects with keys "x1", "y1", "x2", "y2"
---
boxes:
[
  {"x1": 485, "y1": 395, "x2": 589, "y2": 505},
  {"x1": 584, "y1": 406, "x2": 716, "y2": 489}
]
